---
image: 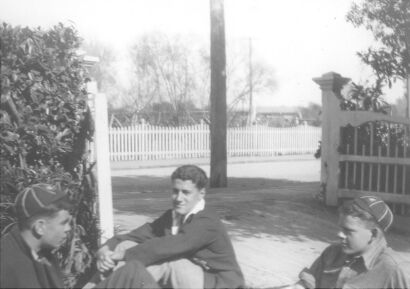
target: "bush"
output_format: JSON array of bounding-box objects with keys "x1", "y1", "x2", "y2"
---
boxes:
[{"x1": 1, "y1": 22, "x2": 99, "y2": 287}]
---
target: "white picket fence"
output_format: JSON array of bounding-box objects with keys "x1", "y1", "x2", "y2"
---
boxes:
[{"x1": 109, "y1": 123, "x2": 321, "y2": 161}]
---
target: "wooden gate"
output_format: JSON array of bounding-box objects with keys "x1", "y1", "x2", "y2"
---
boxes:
[{"x1": 314, "y1": 72, "x2": 410, "y2": 228}]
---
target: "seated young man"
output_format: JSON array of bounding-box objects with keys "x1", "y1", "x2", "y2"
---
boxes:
[
  {"x1": 97, "y1": 165, "x2": 245, "y2": 289},
  {"x1": 0, "y1": 183, "x2": 158, "y2": 289},
  {"x1": 286, "y1": 195, "x2": 409, "y2": 289}
]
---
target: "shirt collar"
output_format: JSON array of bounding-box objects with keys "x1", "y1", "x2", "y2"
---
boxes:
[
  {"x1": 183, "y1": 198, "x2": 205, "y2": 223},
  {"x1": 173, "y1": 198, "x2": 206, "y2": 224},
  {"x1": 31, "y1": 249, "x2": 41, "y2": 261},
  {"x1": 360, "y1": 237, "x2": 387, "y2": 270}
]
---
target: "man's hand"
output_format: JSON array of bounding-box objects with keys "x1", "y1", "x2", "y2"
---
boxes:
[
  {"x1": 110, "y1": 247, "x2": 125, "y2": 262},
  {"x1": 96, "y1": 245, "x2": 116, "y2": 274},
  {"x1": 109, "y1": 240, "x2": 138, "y2": 263},
  {"x1": 115, "y1": 240, "x2": 138, "y2": 252}
]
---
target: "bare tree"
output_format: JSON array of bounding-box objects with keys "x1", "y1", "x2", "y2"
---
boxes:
[
  {"x1": 210, "y1": 0, "x2": 227, "y2": 187},
  {"x1": 225, "y1": 44, "x2": 277, "y2": 126},
  {"x1": 128, "y1": 33, "x2": 201, "y2": 125}
]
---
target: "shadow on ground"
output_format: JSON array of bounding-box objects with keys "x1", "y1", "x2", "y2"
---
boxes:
[
  {"x1": 112, "y1": 175, "x2": 410, "y2": 251},
  {"x1": 115, "y1": 175, "x2": 393, "y2": 244}
]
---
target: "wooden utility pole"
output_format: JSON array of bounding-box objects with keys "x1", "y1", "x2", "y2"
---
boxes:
[{"x1": 210, "y1": 0, "x2": 227, "y2": 187}]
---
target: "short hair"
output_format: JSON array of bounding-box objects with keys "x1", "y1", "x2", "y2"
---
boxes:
[
  {"x1": 171, "y1": 165, "x2": 208, "y2": 190},
  {"x1": 17, "y1": 195, "x2": 74, "y2": 230},
  {"x1": 339, "y1": 200, "x2": 380, "y2": 231}
]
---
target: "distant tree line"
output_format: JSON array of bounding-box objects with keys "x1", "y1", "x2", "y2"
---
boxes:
[{"x1": 84, "y1": 32, "x2": 278, "y2": 126}]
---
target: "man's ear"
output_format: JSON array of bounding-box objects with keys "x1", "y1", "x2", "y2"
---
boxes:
[
  {"x1": 32, "y1": 218, "x2": 47, "y2": 237},
  {"x1": 200, "y1": 188, "x2": 206, "y2": 198},
  {"x1": 370, "y1": 227, "x2": 379, "y2": 241}
]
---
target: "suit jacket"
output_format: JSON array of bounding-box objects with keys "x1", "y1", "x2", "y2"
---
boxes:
[
  {"x1": 0, "y1": 226, "x2": 64, "y2": 289},
  {"x1": 105, "y1": 208, "x2": 244, "y2": 288}
]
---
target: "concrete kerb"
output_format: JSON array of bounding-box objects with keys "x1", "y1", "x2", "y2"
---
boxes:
[{"x1": 110, "y1": 154, "x2": 317, "y2": 171}]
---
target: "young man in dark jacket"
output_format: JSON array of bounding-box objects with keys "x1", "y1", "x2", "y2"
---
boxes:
[
  {"x1": 97, "y1": 165, "x2": 245, "y2": 289},
  {"x1": 284, "y1": 195, "x2": 409, "y2": 289},
  {"x1": 0, "y1": 183, "x2": 158, "y2": 289}
]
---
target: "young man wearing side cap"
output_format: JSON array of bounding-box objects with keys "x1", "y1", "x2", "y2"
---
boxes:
[
  {"x1": 0, "y1": 183, "x2": 159, "y2": 289},
  {"x1": 285, "y1": 195, "x2": 409, "y2": 289}
]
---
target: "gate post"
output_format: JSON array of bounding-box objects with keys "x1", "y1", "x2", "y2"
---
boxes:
[
  {"x1": 84, "y1": 55, "x2": 114, "y2": 242},
  {"x1": 313, "y1": 72, "x2": 350, "y2": 206},
  {"x1": 93, "y1": 92, "x2": 114, "y2": 241}
]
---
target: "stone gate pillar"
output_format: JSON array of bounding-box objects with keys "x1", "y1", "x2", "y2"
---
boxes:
[{"x1": 313, "y1": 72, "x2": 350, "y2": 206}]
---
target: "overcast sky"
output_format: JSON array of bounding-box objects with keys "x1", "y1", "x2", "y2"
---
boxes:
[{"x1": 0, "y1": 0, "x2": 404, "y2": 107}]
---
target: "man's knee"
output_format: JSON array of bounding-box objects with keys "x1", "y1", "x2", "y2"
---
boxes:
[
  {"x1": 169, "y1": 258, "x2": 204, "y2": 274},
  {"x1": 168, "y1": 258, "x2": 194, "y2": 270},
  {"x1": 168, "y1": 259, "x2": 204, "y2": 288}
]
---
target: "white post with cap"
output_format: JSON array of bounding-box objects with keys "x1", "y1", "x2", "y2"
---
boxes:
[
  {"x1": 93, "y1": 92, "x2": 114, "y2": 242},
  {"x1": 84, "y1": 55, "x2": 114, "y2": 243}
]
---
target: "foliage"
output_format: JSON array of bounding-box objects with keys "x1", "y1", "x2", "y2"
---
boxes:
[
  {"x1": 0, "y1": 22, "x2": 99, "y2": 288},
  {"x1": 346, "y1": 0, "x2": 410, "y2": 87},
  {"x1": 340, "y1": 80, "x2": 390, "y2": 113},
  {"x1": 298, "y1": 102, "x2": 322, "y2": 126},
  {"x1": 343, "y1": 0, "x2": 409, "y2": 124}
]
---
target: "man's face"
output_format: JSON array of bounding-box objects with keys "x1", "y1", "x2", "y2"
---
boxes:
[
  {"x1": 337, "y1": 214, "x2": 374, "y2": 255},
  {"x1": 172, "y1": 179, "x2": 205, "y2": 215},
  {"x1": 40, "y1": 210, "x2": 72, "y2": 249}
]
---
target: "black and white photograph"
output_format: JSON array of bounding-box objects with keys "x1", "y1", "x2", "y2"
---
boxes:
[{"x1": 1, "y1": 0, "x2": 409, "y2": 288}]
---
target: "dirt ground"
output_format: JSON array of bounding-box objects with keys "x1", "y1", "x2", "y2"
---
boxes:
[{"x1": 110, "y1": 159, "x2": 410, "y2": 288}]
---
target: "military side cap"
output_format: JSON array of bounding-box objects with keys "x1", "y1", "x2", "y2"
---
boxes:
[
  {"x1": 353, "y1": 195, "x2": 394, "y2": 231},
  {"x1": 15, "y1": 183, "x2": 67, "y2": 218}
]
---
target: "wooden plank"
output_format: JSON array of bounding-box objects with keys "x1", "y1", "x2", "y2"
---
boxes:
[
  {"x1": 360, "y1": 145, "x2": 365, "y2": 190},
  {"x1": 385, "y1": 124, "x2": 391, "y2": 193},
  {"x1": 370, "y1": 122, "x2": 374, "y2": 156},
  {"x1": 386, "y1": 124, "x2": 390, "y2": 194},
  {"x1": 345, "y1": 144, "x2": 350, "y2": 189},
  {"x1": 377, "y1": 146, "x2": 382, "y2": 192},
  {"x1": 353, "y1": 128, "x2": 358, "y2": 188},
  {"x1": 339, "y1": 155, "x2": 410, "y2": 165},
  {"x1": 393, "y1": 143, "x2": 398, "y2": 194},
  {"x1": 368, "y1": 123, "x2": 373, "y2": 191},
  {"x1": 338, "y1": 189, "x2": 410, "y2": 205}
]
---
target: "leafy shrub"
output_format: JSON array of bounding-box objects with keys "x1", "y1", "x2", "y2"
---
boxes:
[{"x1": 1, "y1": 22, "x2": 99, "y2": 287}]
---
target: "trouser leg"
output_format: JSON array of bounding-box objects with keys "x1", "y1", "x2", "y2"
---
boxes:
[
  {"x1": 147, "y1": 262, "x2": 171, "y2": 288},
  {"x1": 147, "y1": 258, "x2": 204, "y2": 289},
  {"x1": 94, "y1": 260, "x2": 160, "y2": 289}
]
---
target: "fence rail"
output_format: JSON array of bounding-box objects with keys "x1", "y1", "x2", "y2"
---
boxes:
[{"x1": 109, "y1": 124, "x2": 321, "y2": 161}]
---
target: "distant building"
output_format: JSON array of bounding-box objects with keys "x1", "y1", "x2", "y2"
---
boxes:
[{"x1": 230, "y1": 106, "x2": 302, "y2": 127}]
